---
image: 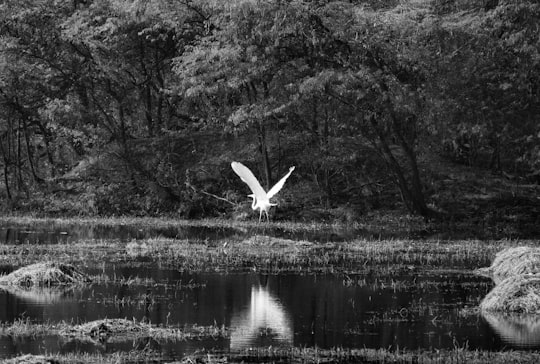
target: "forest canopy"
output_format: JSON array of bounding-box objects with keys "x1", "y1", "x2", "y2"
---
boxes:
[{"x1": 0, "y1": 0, "x2": 538, "y2": 222}]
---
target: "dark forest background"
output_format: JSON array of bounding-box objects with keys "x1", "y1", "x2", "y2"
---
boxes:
[{"x1": 0, "y1": 0, "x2": 538, "y2": 229}]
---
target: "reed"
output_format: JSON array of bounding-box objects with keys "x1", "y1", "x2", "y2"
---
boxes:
[
  {"x1": 1, "y1": 318, "x2": 228, "y2": 343},
  {"x1": 5, "y1": 346, "x2": 540, "y2": 364},
  {"x1": 0, "y1": 237, "x2": 526, "y2": 275}
]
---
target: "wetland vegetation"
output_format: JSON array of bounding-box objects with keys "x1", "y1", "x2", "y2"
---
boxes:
[
  {"x1": 0, "y1": 216, "x2": 537, "y2": 363},
  {"x1": 1, "y1": 0, "x2": 540, "y2": 362}
]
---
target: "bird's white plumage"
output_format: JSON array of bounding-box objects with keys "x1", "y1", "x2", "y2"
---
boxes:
[
  {"x1": 231, "y1": 161, "x2": 295, "y2": 221},
  {"x1": 267, "y1": 166, "x2": 295, "y2": 199},
  {"x1": 231, "y1": 161, "x2": 266, "y2": 200}
]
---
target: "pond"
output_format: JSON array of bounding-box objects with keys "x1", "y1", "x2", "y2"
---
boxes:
[
  {"x1": 0, "y1": 223, "x2": 534, "y2": 361},
  {"x1": 0, "y1": 220, "x2": 445, "y2": 245}
]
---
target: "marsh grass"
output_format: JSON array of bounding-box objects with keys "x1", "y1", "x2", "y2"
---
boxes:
[
  {"x1": 174, "y1": 347, "x2": 540, "y2": 364},
  {"x1": 0, "y1": 239, "x2": 120, "y2": 268},
  {"x1": 0, "y1": 213, "x2": 428, "y2": 232},
  {"x1": 480, "y1": 275, "x2": 540, "y2": 313},
  {"x1": 125, "y1": 237, "x2": 514, "y2": 274},
  {"x1": 0, "y1": 262, "x2": 89, "y2": 287},
  {"x1": 3, "y1": 351, "x2": 163, "y2": 364},
  {"x1": 0, "y1": 215, "x2": 341, "y2": 232},
  {"x1": 89, "y1": 273, "x2": 157, "y2": 286},
  {"x1": 2, "y1": 217, "x2": 540, "y2": 363},
  {"x1": 90, "y1": 274, "x2": 206, "y2": 292},
  {"x1": 341, "y1": 270, "x2": 493, "y2": 291},
  {"x1": 477, "y1": 246, "x2": 540, "y2": 284},
  {"x1": 0, "y1": 317, "x2": 62, "y2": 337},
  {"x1": 0, "y1": 237, "x2": 526, "y2": 275},
  {"x1": 1, "y1": 317, "x2": 228, "y2": 343},
  {"x1": 9, "y1": 346, "x2": 540, "y2": 364}
]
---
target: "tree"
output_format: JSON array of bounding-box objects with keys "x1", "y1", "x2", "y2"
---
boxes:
[
  {"x1": 174, "y1": 0, "x2": 437, "y2": 217},
  {"x1": 0, "y1": 0, "x2": 77, "y2": 193},
  {"x1": 425, "y1": 0, "x2": 540, "y2": 178},
  {"x1": 295, "y1": 2, "x2": 435, "y2": 216}
]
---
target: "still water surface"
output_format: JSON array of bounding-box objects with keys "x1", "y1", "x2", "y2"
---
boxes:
[
  {"x1": 0, "y1": 221, "x2": 438, "y2": 245},
  {"x1": 0, "y1": 224, "x2": 534, "y2": 360}
]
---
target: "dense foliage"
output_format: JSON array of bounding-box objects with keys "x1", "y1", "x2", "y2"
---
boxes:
[{"x1": 0, "y1": 0, "x2": 538, "y2": 221}]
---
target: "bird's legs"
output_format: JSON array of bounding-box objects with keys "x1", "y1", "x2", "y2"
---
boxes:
[{"x1": 257, "y1": 208, "x2": 270, "y2": 223}]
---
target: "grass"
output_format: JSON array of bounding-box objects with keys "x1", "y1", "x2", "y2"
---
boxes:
[
  {"x1": 478, "y1": 246, "x2": 540, "y2": 313},
  {"x1": 5, "y1": 347, "x2": 540, "y2": 364},
  {"x1": 0, "y1": 317, "x2": 228, "y2": 343},
  {"x1": 0, "y1": 262, "x2": 89, "y2": 287},
  {"x1": 480, "y1": 275, "x2": 540, "y2": 313},
  {"x1": 477, "y1": 246, "x2": 540, "y2": 284},
  {"x1": 0, "y1": 212, "x2": 427, "y2": 231},
  {"x1": 0, "y1": 235, "x2": 522, "y2": 275},
  {"x1": 0, "y1": 215, "x2": 539, "y2": 363}
]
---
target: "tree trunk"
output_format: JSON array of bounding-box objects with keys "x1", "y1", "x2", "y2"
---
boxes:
[
  {"x1": 144, "y1": 86, "x2": 153, "y2": 137},
  {"x1": 117, "y1": 101, "x2": 128, "y2": 149},
  {"x1": 0, "y1": 138, "x2": 12, "y2": 200},
  {"x1": 16, "y1": 118, "x2": 22, "y2": 191},
  {"x1": 389, "y1": 114, "x2": 432, "y2": 217},
  {"x1": 155, "y1": 51, "x2": 165, "y2": 127},
  {"x1": 258, "y1": 121, "x2": 272, "y2": 190},
  {"x1": 248, "y1": 81, "x2": 272, "y2": 189},
  {"x1": 22, "y1": 119, "x2": 43, "y2": 183},
  {"x1": 3, "y1": 163, "x2": 11, "y2": 200},
  {"x1": 368, "y1": 115, "x2": 434, "y2": 218},
  {"x1": 322, "y1": 107, "x2": 332, "y2": 208}
]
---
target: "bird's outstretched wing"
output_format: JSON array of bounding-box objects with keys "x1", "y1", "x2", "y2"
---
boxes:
[
  {"x1": 231, "y1": 162, "x2": 267, "y2": 200},
  {"x1": 267, "y1": 166, "x2": 295, "y2": 199}
]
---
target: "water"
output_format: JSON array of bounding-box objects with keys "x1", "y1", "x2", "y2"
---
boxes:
[
  {"x1": 0, "y1": 223, "x2": 534, "y2": 360},
  {"x1": 0, "y1": 224, "x2": 238, "y2": 244},
  {"x1": 0, "y1": 222, "x2": 438, "y2": 245}
]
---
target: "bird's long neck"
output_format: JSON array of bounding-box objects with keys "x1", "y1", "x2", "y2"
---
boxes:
[{"x1": 249, "y1": 195, "x2": 257, "y2": 210}]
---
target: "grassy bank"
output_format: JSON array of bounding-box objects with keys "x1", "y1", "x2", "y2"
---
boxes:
[
  {"x1": 0, "y1": 233, "x2": 525, "y2": 274},
  {"x1": 5, "y1": 347, "x2": 540, "y2": 364},
  {"x1": 0, "y1": 214, "x2": 529, "y2": 274},
  {"x1": 0, "y1": 212, "x2": 429, "y2": 236},
  {"x1": 0, "y1": 318, "x2": 227, "y2": 343}
]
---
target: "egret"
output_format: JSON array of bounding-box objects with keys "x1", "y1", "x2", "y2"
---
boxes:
[{"x1": 231, "y1": 161, "x2": 295, "y2": 222}]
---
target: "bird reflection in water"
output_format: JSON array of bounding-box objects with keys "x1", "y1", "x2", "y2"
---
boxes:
[
  {"x1": 482, "y1": 310, "x2": 540, "y2": 348},
  {"x1": 230, "y1": 283, "x2": 293, "y2": 350}
]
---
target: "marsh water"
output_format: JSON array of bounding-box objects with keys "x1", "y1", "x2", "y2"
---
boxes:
[{"x1": 0, "y1": 223, "x2": 535, "y2": 360}]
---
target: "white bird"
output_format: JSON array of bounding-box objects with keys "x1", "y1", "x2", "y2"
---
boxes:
[{"x1": 231, "y1": 161, "x2": 295, "y2": 222}]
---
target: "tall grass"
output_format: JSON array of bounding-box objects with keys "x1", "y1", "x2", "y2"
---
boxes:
[
  {"x1": 5, "y1": 346, "x2": 540, "y2": 364},
  {"x1": 0, "y1": 237, "x2": 528, "y2": 274}
]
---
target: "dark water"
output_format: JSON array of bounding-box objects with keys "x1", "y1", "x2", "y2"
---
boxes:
[
  {"x1": 0, "y1": 222, "x2": 433, "y2": 245},
  {"x1": 0, "y1": 224, "x2": 534, "y2": 360},
  {"x1": 0, "y1": 269, "x2": 525, "y2": 358},
  {"x1": 0, "y1": 224, "x2": 238, "y2": 244}
]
